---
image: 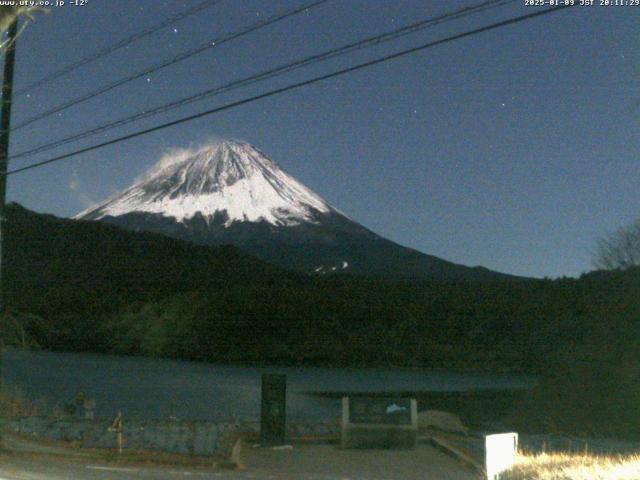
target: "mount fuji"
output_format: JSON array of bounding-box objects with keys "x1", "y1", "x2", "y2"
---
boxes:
[{"x1": 77, "y1": 140, "x2": 515, "y2": 281}]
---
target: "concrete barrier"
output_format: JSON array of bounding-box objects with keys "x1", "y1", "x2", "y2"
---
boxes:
[{"x1": 418, "y1": 410, "x2": 469, "y2": 436}]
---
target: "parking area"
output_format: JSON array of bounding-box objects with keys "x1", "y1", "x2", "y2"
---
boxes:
[{"x1": 241, "y1": 442, "x2": 478, "y2": 480}]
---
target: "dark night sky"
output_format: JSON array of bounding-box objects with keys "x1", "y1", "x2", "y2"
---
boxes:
[{"x1": 4, "y1": 0, "x2": 638, "y2": 278}]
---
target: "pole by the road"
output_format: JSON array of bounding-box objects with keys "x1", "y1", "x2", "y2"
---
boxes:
[
  {"x1": 0, "y1": 18, "x2": 18, "y2": 314},
  {"x1": 0, "y1": 18, "x2": 18, "y2": 450}
]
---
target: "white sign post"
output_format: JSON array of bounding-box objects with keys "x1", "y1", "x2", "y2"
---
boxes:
[{"x1": 485, "y1": 432, "x2": 518, "y2": 480}]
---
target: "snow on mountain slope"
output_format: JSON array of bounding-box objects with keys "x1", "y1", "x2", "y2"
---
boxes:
[
  {"x1": 76, "y1": 138, "x2": 519, "y2": 281},
  {"x1": 77, "y1": 140, "x2": 333, "y2": 227}
]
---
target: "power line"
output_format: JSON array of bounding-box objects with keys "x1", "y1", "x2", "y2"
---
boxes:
[
  {"x1": 12, "y1": 0, "x2": 516, "y2": 162},
  {"x1": 14, "y1": 0, "x2": 224, "y2": 97},
  {"x1": 11, "y1": 0, "x2": 331, "y2": 131},
  {"x1": 6, "y1": 5, "x2": 574, "y2": 177}
]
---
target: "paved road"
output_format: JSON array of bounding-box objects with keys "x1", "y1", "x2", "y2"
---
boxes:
[
  {"x1": 242, "y1": 443, "x2": 478, "y2": 480},
  {"x1": 0, "y1": 454, "x2": 226, "y2": 480},
  {"x1": 0, "y1": 443, "x2": 478, "y2": 479}
]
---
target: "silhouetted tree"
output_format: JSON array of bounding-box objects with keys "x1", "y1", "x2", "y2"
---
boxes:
[{"x1": 594, "y1": 219, "x2": 640, "y2": 270}]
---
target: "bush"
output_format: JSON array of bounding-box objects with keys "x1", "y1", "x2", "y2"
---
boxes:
[
  {"x1": 510, "y1": 355, "x2": 640, "y2": 438},
  {"x1": 0, "y1": 310, "x2": 48, "y2": 349}
]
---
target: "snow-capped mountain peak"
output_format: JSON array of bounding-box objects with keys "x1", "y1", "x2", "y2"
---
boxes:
[
  {"x1": 77, "y1": 140, "x2": 333, "y2": 227},
  {"x1": 75, "y1": 138, "x2": 517, "y2": 281}
]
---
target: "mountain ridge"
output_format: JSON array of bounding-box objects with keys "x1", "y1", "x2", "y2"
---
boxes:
[{"x1": 77, "y1": 139, "x2": 520, "y2": 281}]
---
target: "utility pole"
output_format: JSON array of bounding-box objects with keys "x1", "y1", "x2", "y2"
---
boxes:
[
  {"x1": 0, "y1": 18, "x2": 18, "y2": 314},
  {"x1": 0, "y1": 18, "x2": 18, "y2": 450}
]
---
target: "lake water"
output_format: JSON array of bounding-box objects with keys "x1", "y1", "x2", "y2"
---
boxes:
[{"x1": 1, "y1": 348, "x2": 535, "y2": 422}]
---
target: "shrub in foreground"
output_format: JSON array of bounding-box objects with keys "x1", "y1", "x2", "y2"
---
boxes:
[{"x1": 504, "y1": 452, "x2": 640, "y2": 480}]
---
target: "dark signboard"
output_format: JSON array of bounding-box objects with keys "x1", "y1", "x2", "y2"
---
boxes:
[
  {"x1": 348, "y1": 397, "x2": 412, "y2": 425},
  {"x1": 260, "y1": 374, "x2": 286, "y2": 446}
]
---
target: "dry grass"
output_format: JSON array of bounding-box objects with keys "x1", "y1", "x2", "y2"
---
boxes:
[{"x1": 502, "y1": 451, "x2": 640, "y2": 480}]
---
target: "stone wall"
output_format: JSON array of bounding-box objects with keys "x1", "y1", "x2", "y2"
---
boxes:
[{"x1": 6, "y1": 416, "x2": 340, "y2": 456}]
